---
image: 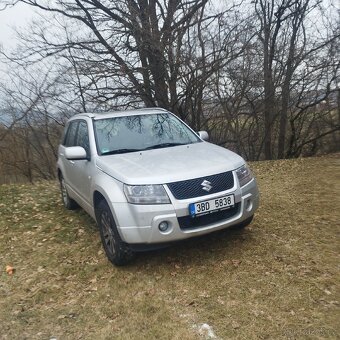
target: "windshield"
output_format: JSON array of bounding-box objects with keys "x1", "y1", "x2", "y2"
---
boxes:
[{"x1": 94, "y1": 113, "x2": 201, "y2": 155}]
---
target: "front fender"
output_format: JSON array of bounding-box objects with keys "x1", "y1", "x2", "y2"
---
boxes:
[{"x1": 91, "y1": 168, "x2": 127, "y2": 236}]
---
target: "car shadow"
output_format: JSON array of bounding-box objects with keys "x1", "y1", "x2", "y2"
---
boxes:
[{"x1": 128, "y1": 225, "x2": 254, "y2": 269}]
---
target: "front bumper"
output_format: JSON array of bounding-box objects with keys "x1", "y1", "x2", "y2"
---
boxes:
[{"x1": 111, "y1": 177, "x2": 259, "y2": 244}]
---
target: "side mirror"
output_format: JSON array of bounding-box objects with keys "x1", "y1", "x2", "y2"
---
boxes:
[
  {"x1": 65, "y1": 146, "x2": 88, "y2": 160},
  {"x1": 198, "y1": 130, "x2": 209, "y2": 141}
]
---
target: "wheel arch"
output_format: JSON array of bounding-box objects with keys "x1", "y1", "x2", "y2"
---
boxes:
[
  {"x1": 57, "y1": 168, "x2": 62, "y2": 181},
  {"x1": 92, "y1": 189, "x2": 116, "y2": 225},
  {"x1": 93, "y1": 190, "x2": 106, "y2": 218},
  {"x1": 93, "y1": 188, "x2": 129, "y2": 243}
]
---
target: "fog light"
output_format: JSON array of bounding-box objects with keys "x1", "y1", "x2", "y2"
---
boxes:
[
  {"x1": 246, "y1": 199, "x2": 253, "y2": 211},
  {"x1": 158, "y1": 221, "x2": 169, "y2": 232}
]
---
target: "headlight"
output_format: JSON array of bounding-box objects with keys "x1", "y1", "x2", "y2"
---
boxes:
[
  {"x1": 123, "y1": 184, "x2": 170, "y2": 204},
  {"x1": 236, "y1": 163, "x2": 253, "y2": 187}
]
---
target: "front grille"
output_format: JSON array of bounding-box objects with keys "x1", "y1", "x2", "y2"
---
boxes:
[
  {"x1": 167, "y1": 171, "x2": 234, "y2": 200},
  {"x1": 178, "y1": 203, "x2": 240, "y2": 230}
]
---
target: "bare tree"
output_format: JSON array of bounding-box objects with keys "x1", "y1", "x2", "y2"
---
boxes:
[
  {"x1": 0, "y1": 60, "x2": 76, "y2": 182},
  {"x1": 0, "y1": 0, "x2": 339, "y2": 184},
  {"x1": 2, "y1": 0, "x2": 221, "y2": 115},
  {"x1": 253, "y1": 0, "x2": 339, "y2": 159}
]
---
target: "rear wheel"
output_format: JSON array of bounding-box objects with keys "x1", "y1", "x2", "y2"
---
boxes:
[
  {"x1": 59, "y1": 174, "x2": 78, "y2": 210},
  {"x1": 96, "y1": 200, "x2": 134, "y2": 266}
]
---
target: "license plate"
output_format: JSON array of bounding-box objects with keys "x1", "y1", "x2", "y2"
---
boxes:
[{"x1": 189, "y1": 194, "x2": 235, "y2": 217}]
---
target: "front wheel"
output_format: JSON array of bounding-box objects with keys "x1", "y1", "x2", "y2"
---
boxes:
[{"x1": 96, "y1": 200, "x2": 134, "y2": 266}]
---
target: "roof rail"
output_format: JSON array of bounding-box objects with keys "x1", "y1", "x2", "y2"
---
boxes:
[
  {"x1": 69, "y1": 112, "x2": 95, "y2": 119},
  {"x1": 137, "y1": 107, "x2": 168, "y2": 112}
]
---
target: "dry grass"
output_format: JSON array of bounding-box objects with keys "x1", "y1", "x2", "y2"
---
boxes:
[{"x1": 0, "y1": 155, "x2": 339, "y2": 339}]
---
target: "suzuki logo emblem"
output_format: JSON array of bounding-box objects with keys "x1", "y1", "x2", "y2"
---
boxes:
[{"x1": 201, "y1": 180, "x2": 213, "y2": 192}]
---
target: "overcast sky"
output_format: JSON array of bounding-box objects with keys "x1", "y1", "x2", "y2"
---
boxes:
[
  {"x1": 0, "y1": 0, "x2": 226, "y2": 51},
  {"x1": 0, "y1": 0, "x2": 337, "y2": 52},
  {"x1": 0, "y1": 2, "x2": 36, "y2": 50}
]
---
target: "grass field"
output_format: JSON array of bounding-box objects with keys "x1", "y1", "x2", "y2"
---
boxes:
[{"x1": 0, "y1": 155, "x2": 339, "y2": 339}]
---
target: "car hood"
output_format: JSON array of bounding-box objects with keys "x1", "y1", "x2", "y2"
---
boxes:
[{"x1": 95, "y1": 142, "x2": 244, "y2": 185}]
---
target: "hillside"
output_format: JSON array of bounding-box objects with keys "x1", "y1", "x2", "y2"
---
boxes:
[{"x1": 0, "y1": 155, "x2": 339, "y2": 339}]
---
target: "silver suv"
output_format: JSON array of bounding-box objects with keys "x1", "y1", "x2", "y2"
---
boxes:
[{"x1": 57, "y1": 108, "x2": 259, "y2": 265}]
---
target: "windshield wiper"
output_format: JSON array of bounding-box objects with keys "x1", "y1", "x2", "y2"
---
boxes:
[
  {"x1": 101, "y1": 143, "x2": 187, "y2": 155},
  {"x1": 101, "y1": 148, "x2": 141, "y2": 155},
  {"x1": 143, "y1": 142, "x2": 187, "y2": 150}
]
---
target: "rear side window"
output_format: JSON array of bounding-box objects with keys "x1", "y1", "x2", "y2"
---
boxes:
[{"x1": 64, "y1": 121, "x2": 78, "y2": 147}]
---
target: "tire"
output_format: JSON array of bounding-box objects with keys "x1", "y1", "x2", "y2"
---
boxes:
[
  {"x1": 59, "y1": 174, "x2": 78, "y2": 210},
  {"x1": 232, "y1": 215, "x2": 254, "y2": 230},
  {"x1": 96, "y1": 200, "x2": 134, "y2": 266}
]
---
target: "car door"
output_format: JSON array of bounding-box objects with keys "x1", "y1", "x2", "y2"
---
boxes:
[
  {"x1": 71, "y1": 120, "x2": 92, "y2": 206},
  {"x1": 61, "y1": 120, "x2": 79, "y2": 193},
  {"x1": 61, "y1": 119, "x2": 92, "y2": 208}
]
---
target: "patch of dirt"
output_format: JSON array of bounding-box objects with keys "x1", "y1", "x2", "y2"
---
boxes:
[{"x1": 0, "y1": 155, "x2": 339, "y2": 339}]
